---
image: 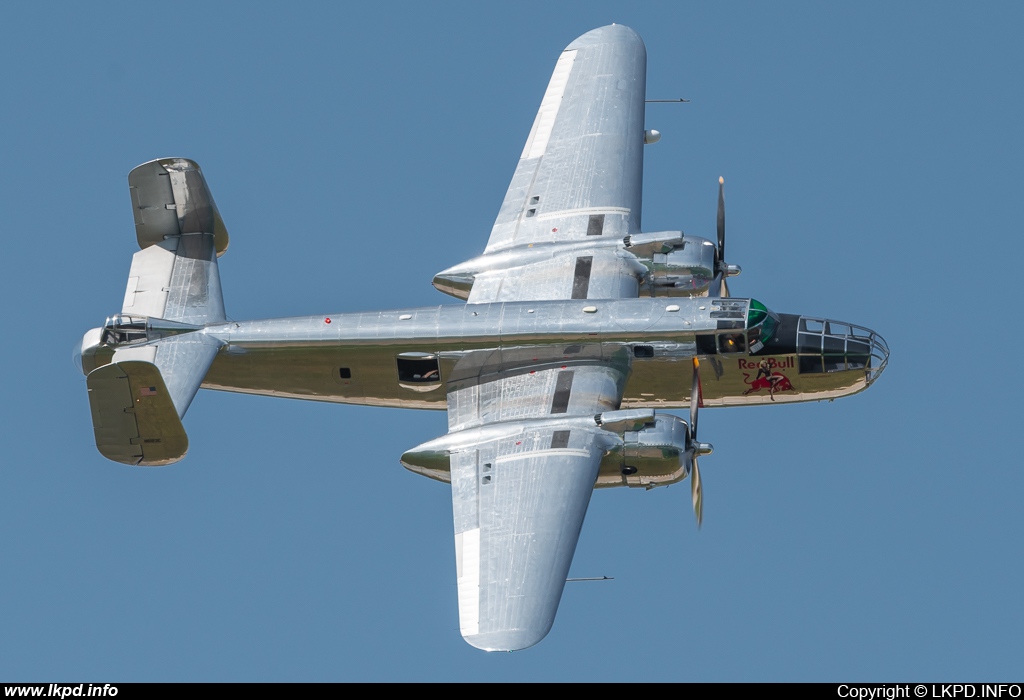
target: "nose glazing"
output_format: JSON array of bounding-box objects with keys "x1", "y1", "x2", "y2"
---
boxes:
[{"x1": 795, "y1": 317, "x2": 889, "y2": 385}]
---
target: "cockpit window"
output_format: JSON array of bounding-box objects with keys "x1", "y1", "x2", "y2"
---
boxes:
[
  {"x1": 710, "y1": 299, "x2": 747, "y2": 319},
  {"x1": 797, "y1": 316, "x2": 877, "y2": 374},
  {"x1": 718, "y1": 333, "x2": 746, "y2": 353},
  {"x1": 758, "y1": 313, "x2": 778, "y2": 345},
  {"x1": 101, "y1": 314, "x2": 149, "y2": 346}
]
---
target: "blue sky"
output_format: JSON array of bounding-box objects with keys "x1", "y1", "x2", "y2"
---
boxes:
[{"x1": 2, "y1": 1, "x2": 1022, "y2": 681}]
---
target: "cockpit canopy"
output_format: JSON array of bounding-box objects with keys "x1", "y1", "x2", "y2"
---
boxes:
[
  {"x1": 101, "y1": 314, "x2": 149, "y2": 346},
  {"x1": 100, "y1": 314, "x2": 201, "y2": 347},
  {"x1": 747, "y1": 298, "x2": 780, "y2": 352},
  {"x1": 696, "y1": 298, "x2": 780, "y2": 355}
]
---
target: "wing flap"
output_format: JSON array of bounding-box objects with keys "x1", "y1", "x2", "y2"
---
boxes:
[{"x1": 447, "y1": 364, "x2": 627, "y2": 433}]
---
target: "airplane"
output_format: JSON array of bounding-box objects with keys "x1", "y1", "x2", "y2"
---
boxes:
[{"x1": 75, "y1": 24, "x2": 888, "y2": 652}]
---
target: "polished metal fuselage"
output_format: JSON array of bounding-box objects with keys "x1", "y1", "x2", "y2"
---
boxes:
[{"x1": 198, "y1": 297, "x2": 882, "y2": 410}]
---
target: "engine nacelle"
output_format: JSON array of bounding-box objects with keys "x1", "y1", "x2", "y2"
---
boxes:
[
  {"x1": 624, "y1": 232, "x2": 717, "y2": 296},
  {"x1": 596, "y1": 412, "x2": 693, "y2": 489},
  {"x1": 649, "y1": 238, "x2": 717, "y2": 295}
]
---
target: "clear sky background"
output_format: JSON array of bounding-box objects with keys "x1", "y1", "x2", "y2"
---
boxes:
[{"x1": 2, "y1": 1, "x2": 1021, "y2": 682}]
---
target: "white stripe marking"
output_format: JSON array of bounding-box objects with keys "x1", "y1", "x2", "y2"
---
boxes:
[
  {"x1": 494, "y1": 448, "x2": 592, "y2": 464},
  {"x1": 455, "y1": 527, "x2": 481, "y2": 637},
  {"x1": 521, "y1": 50, "x2": 577, "y2": 160},
  {"x1": 535, "y1": 206, "x2": 630, "y2": 222}
]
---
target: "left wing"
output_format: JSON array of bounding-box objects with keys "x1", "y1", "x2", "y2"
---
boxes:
[
  {"x1": 446, "y1": 362, "x2": 629, "y2": 651},
  {"x1": 433, "y1": 24, "x2": 650, "y2": 305},
  {"x1": 482, "y1": 25, "x2": 646, "y2": 254}
]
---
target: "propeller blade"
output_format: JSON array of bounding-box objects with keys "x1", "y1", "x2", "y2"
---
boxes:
[
  {"x1": 717, "y1": 176, "x2": 726, "y2": 262},
  {"x1": 690, "y1": 357, "x2": 700, "y2": 439},
  {"x1": 691, "y1": 454, "x2": 703, "y2": 529},
  {"x1": 689, "y1": 356, "x2": 705, "y2": 528},
  {"x1": 707, "y1": 272, "x2": 730, "y2": 299}
]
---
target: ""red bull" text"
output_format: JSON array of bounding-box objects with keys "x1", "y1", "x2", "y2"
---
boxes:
[{"x1": 737, "y1": 356, "x2": 795, "y2": 370}]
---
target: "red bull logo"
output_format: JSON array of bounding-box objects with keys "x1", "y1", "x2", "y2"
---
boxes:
[
  {"x1": 742, "y1": 358, "x2": 793, "y2": 400},
  {"x1": 737, "y1": 357, "x2": 794, "y2": 370}
]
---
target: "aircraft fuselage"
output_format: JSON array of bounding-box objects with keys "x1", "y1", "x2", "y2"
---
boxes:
[{"x1": 196, "y1": 297, "x2": 887, "y2": 411}]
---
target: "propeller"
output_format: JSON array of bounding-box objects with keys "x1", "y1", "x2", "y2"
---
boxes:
[
  {"x1": 688, "y1": 357, "x2": 713, "y2": 528},
  {"x1": 717, "y1": 176, "x2": 726, "y2": 263},
  {"x1": 713, "y1": 176, "x2": 740, "y2": 297}
]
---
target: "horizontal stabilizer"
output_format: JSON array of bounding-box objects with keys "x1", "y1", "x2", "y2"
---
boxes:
[
  {"x1": 87, "y1": 361, "x2": 188, "y2": 466},
  {"x1": 109, "y1": 332, "x2": 223, "y2": 418}
]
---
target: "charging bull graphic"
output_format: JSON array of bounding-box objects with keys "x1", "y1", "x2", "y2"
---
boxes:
[{"x1": 742, "y1": 358, "x2": 794, "y2": 400}]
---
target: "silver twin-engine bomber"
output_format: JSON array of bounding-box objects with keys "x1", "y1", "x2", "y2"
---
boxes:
[{"x1": 76, "y1": 25, "x2": 888, "y2": 652}]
